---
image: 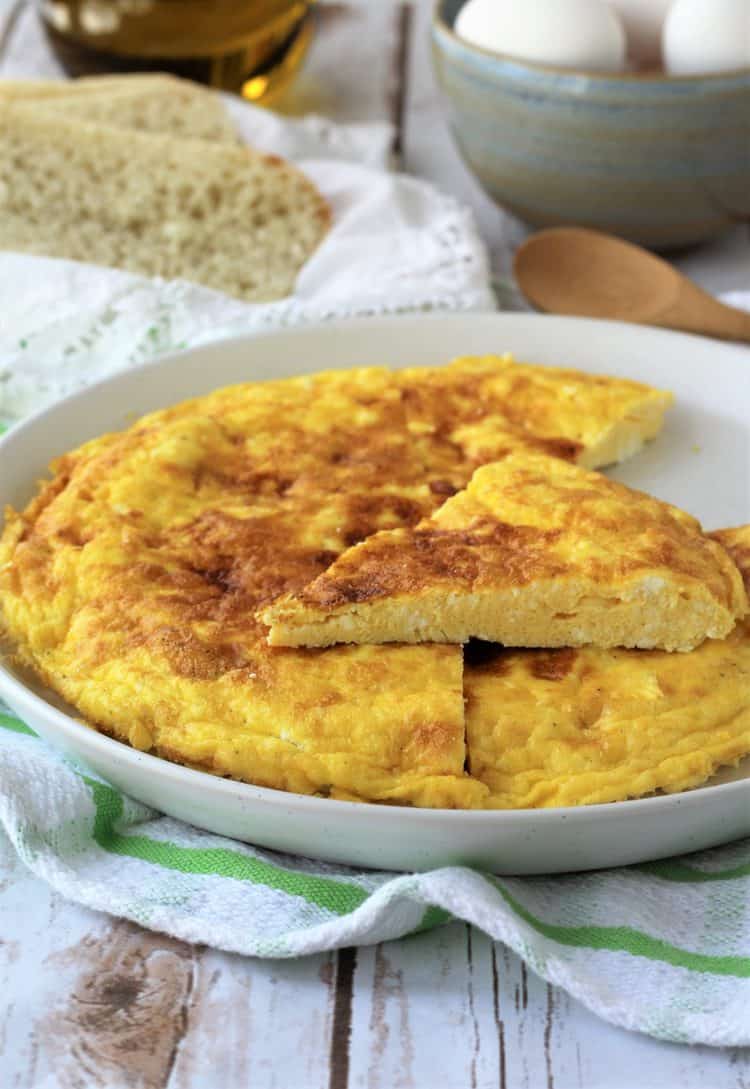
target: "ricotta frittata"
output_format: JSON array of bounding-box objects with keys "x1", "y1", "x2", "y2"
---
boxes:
[
  {"x1": 3, "y1": 353, "x2": 728, "y2": 810},
  {"x1": 261, "y1": 451, "x2": 747, "y2": 651}
]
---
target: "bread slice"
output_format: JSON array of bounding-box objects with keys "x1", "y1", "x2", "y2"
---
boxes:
[
  {"x1": 27, "y1": 82, "x2": 239, "y2": 143},
  {"x1": 0, "y1": 73, "x2": 238, "y2": 143},
  {"x1": 0, "y1": 105, "x2": 329, "y2": 301},
  {"x1": 260, "y1": 450, "x2": 748, "y2": 651},
  {"x1": 0, "y1": 73, "x2": 180, "y2": 99}
]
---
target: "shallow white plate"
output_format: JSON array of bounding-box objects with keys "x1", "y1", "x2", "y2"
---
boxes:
[{"x1": 1, "y1": 314, "x2": 749, "y2": 874}]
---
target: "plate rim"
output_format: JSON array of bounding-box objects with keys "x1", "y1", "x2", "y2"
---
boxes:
[{"x1": 1, "y1": 311, "x2": 748, "y2": 823}]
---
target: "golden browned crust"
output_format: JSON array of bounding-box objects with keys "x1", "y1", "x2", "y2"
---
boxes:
[{"x1": 295, "y1": 520, "x2": 564, "y2": 608}]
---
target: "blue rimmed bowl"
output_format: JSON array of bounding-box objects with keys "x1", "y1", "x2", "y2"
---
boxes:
[{"x1": 432, "y1": 0, "x2": 750, "y2": 248}]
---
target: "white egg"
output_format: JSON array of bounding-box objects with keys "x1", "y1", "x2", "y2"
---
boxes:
[
  {"x1": 663, "y1": 0, "x2": 750, "y2": 75},
  {"x1": 606, "y1": 0, "x2": 672, "y2": 66},
  {"x1": 454, "y1": 0, "x2": 627, "y2": 73}
]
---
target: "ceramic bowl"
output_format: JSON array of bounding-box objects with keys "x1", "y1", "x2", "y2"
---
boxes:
[{"x1": 432, "y1": 0, "x2": 750, "y2": 248}]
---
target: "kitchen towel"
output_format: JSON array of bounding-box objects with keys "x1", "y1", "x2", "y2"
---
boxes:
[{"x1": 0, "y1": 703, "x2": 748, "y2": 1048}]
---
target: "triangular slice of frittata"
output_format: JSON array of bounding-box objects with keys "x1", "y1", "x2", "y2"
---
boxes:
[{"x1": 260, "y1": 451, "x2": 748, "y2": 652}]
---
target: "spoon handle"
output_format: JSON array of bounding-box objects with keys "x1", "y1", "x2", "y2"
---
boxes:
[
  {"x1": 657, "y1": 282, "x2": 750, "y2": 346},
  {"x1": 707, "y1": 301, "x2": 750, "y2": 345}
]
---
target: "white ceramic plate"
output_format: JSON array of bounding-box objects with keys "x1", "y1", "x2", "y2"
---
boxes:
[{"x1": 1, "y1": 314, "x2": 748, "y2": 874}]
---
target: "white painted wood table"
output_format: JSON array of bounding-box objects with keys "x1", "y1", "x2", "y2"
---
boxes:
[{"x1": 1, "y1": 3, "x2": 749, "y2": 1087}]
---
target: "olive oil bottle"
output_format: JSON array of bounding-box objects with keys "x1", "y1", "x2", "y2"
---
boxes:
[{"x1": 40, "y1": 0, "x2": 313, "y2": 102}]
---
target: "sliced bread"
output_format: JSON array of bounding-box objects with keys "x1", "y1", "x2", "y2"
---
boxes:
[
  {"x1": 0, "y1": 74, "x2": 239, "y2": 143},
  {"x1": 0, "y1": 73, "x2": 179, "y2": 99},
  {"x1": 29, "y1": 83, "x2": 239, "y2": 143},
  {"x1": 0, "y1": 105, "x2": 329, "y2": 301}
]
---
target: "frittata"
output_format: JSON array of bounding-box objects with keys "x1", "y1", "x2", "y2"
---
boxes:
[
  {"x1": 409, "y1": 355, "x2": 673, "y2": 470},
  {"x1": 262, "y1": 451, "x2": 747, "y2": 651},
  {"x1": 465, "y1": 525, "x2": 750, "y2": 808},
  {"x1": 0, "y1": 354, "x2": 692, "y2": 808}
]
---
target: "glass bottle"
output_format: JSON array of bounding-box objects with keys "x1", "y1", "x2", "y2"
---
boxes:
[{"x1": 39, "y1": 0, "x2": 314, "y2": 103}]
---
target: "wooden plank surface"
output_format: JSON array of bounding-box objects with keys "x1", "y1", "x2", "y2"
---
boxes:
[
  {"x1": 2, "y1": 846, "x2": 749, "y2": 1089},
  {"x1": 0, "y1": 3, "x2": 748, "y2": 1088}
]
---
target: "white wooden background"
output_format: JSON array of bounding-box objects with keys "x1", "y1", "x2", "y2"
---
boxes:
[{"x1": 0, "y1": 4, "x2": 749, "y2": 1088}]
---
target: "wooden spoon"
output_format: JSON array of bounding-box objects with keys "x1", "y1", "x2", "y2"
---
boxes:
[{"x1": 514, "y1": 227, "x2": 750, "y2": 344}]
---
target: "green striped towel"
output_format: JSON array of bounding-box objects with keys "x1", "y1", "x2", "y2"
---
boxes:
[{"x1": 1, "y1": 702, "x2": 748, "y2": 1047}]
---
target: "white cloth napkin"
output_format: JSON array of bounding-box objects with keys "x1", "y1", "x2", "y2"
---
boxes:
[{"x1": 0, "y1": 100, "x2": 495, "y2": 423}]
